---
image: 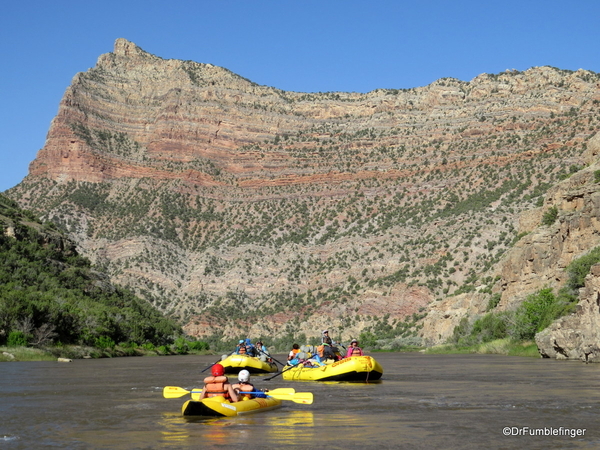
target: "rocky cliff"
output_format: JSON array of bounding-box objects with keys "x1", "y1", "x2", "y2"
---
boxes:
[
  {"x1": 8, "y1": 39, "x2": 600, "y2": 345},
  {"x1": 536, "y1": 263, "x2": 600, "y2": 362},
  {"x1": 421, "y1": 131, "x2": 600, "y2": 345}
]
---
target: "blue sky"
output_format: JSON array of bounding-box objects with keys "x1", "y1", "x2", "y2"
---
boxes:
[{"x1": 2, "y1": 1, "x2": 599, "y2": 192}]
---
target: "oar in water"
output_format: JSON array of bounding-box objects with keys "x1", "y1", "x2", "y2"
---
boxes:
[{"x1": 163, "y1": 386, "x2": 295, "y2": 399}]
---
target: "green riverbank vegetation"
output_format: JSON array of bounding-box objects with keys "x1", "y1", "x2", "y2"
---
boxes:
[
  {"x1": 427, "y1": 246, "x2": 600, "y2": 357},
  {"x1": 0, "y1": 194, "x2": 211, "y2": 361}
]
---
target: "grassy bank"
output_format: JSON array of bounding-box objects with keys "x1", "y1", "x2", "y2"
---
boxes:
[
  {"x1": 0, "y1": 346, "x2": 57, "y2": 362},
  {"x1": 424, "y1": 338, "x2": 540, "y2": 357},
  {"x1": 0, "y1": 345, "x2": 213, "y2": 362},
  {"x1": 2, "y1": 339, "x2": 540, "y2": 362}
]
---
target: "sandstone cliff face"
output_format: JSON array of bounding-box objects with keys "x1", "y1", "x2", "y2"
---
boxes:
[
  {"x1": 499, "y1": 132, "x2": 600, "y2": 308},
  {"x1": 421, "y1": 131, "x2": 600, "y2": 347},
  {"x1": 9, "y1": 39, "x2": 600, "y2": 344}
]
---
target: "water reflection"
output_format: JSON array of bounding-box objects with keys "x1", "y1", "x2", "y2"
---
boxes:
[
  {"x1": 158, "y1": 412, "x2": 191, "y2": 446},
  {"x1": 2, "y1": 354, "x2": 600, "y2": 449},
  {"x1": 266, "y1": 411, "x2": 315, "y2": 442}
]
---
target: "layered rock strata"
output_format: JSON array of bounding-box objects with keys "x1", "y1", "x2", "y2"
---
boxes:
[{"x1": 8, "y1": 39, "x2": 600, "y2": 344}]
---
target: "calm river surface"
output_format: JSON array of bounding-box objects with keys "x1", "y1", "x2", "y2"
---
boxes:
[{"x1": 1, "y1": 352, "x2": 600, "y2": 449}]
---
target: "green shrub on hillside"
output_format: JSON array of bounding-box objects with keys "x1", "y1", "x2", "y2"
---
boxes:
[
  {"x1": 512, "y1": 288, "x2": 564, "y2": 340},
  {"x1": 541, "y1": 206, "x2": 559, "y2": 226},
  {"x1": 452, "y1": 287, "x2": 577, "y2": 345},
  {"x1": 565, "y1": 246, "x2": 600, "y2": 291},
  {"x1": 0, "y1": 196, "x2": 183, "y2": 348}
]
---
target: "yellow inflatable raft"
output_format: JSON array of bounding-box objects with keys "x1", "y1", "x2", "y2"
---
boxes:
[
  {"x1": 282, "y1": 355, "x2": 383, "y2": 382},
  {"x1": 182, "y1": 395, "x2": 282, "y2": 417},
  {"x1": 220, "y1": 354, "x2": 278, "y2": 374}
]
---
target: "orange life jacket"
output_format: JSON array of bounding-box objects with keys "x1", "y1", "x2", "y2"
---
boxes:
[
  {"x1": 233, "y1": 382, "x2": 255, "y2": 400},
  {"x1": 351, "y1": 347, "x2": 363, "y2": 356},
  {"x1": 203, "y1": 376, "x2": 231, "y2": 399}
]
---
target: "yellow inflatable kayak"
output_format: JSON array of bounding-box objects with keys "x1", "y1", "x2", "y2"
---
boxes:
[
  {"x1": 182, "y1": 396, "x2": 282, "y2": 417},
  {"x1": 282, "y1": 356, "x2": 383, "y2": 382},
  {"x1": 220, "y1": 354, "x2": 278, "y2": 374}
]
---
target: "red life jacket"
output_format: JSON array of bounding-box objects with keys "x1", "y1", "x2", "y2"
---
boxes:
[{"x1": 203, "y1": 376, "x2": 231, "y2": 399}]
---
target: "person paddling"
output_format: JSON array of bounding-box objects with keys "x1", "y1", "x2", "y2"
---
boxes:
[
  {"x1": 232, "y1": 370, "x2": 256, "y2": 400},
  {"x1": 345, "y1": 339, "x2": 364, "y2": 357},
  {"x1": 255, "y1": 340, "x2": 272, "y2": 362},
  {"x1": 199, "y1": 363, "x2": 238, "y2": 402}
]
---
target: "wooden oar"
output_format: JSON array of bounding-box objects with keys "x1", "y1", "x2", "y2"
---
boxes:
[{"x1": 163, "y1": 386, "x2": 295, "y2": 399}]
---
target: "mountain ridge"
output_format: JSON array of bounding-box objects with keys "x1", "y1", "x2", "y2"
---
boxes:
[{"x1": 8, "y1": 38, "x2": 600, "y2": 347}]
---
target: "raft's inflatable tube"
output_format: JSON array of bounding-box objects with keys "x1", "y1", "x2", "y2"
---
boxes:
[
  {"x1": 282, "y1": 356, "x2": 383, "y2": 382},
  {"x1": 220, "y1": 354, "x2": 278, "y2": 374},
  {"x1": 182, "y1": 395, "x2": 282, "y2": 417}
]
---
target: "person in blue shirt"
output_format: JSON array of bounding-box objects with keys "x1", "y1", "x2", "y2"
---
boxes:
[{"x1": 244, "y1": 338, "x2": 256, "y2": 357}]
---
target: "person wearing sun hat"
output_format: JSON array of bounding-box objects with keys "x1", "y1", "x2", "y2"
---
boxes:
[
  {"x1": 255, "y1": 340, "x2": 272, "y2": 362},
  {"x1": 321, "y1": 330, "x2": 339, "y2": 360},
  {"x1": 345, "y1": 339, "x2": 364, "y2": 357}
]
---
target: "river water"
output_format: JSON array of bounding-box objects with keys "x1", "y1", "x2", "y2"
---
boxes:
[{"x1": 1, "y1": 352, "x2": 599, "y2": 449}]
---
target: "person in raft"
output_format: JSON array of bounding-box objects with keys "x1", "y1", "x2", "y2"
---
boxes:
[
  {"x1": 199, "y1": 363, "x2": 238, "y2": 402},
  {"x1": 244, "y1": 338, "x2": 257, "y2": 357},
  {"x1": 321, "y1": 330, "x2": 339, "y2": 360},
  {"x1": 234, "y1": 339, "x2": 246, "y2": 354},
  {"x1": 232, "y1": 370, "x2": 256, "y2": 400},
  {"x1": 345, "y1": 339, "x2": 364, "y2": 357},
  {"x1": 255, "y1": 340, "x2": 272, "y2": 362},
  {"x1": 288, "y1": 343, "x2": 301, "y2": 363}
]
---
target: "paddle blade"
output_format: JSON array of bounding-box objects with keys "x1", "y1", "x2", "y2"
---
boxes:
[
  {"x1": 267, "y1": 391, "x2": 313, "y2": 404},
  {"x1": 265, "y1": 388, "x2": 295, "y2": 396},
  {"x1": 163, "y1": 386, "x2": 191, "y2": 398}
]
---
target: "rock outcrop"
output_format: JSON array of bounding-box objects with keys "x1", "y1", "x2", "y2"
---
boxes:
[
  {"x1": 419, "y1": 131, "x2": 600, "y2": 344},
  {"x1": 536, "y1": 264, "x2": 600, "y2": 361}
]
